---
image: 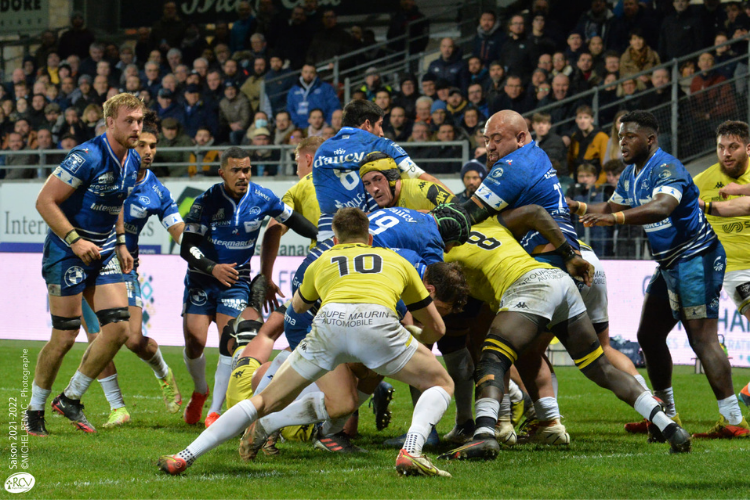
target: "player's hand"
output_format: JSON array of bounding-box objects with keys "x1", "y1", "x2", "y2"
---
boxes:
[
  {"x1": 212, "y1": 263, "x2": 239, "y2": 287},
  {"x1": 565, "y1": 197, "x2": 577, "y2": 210},
  {"x1": 71, "y1": 239, "x2": 102, "y2": 265},
  {"x1": 566, "y1": 255, "x2": 594, "y2": 287},
  {"x1": 580, "y1": 213, "x2": 615, "y2": 227},
  {"x1": 116, "y1": 245, "x2": 134, "y2": 274},
  {"x1": 719, "y1": 182, "x2": 743, "y2": 198},
  {"x1": 264, "y1": 278, "x2": 285, "y2": 313}
]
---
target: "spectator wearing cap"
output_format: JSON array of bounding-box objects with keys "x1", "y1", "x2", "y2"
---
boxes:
[
  {"x1": 384, "y1": 105, "x2": 412, "y2": 142},
  {"x1": 249, "y1": 127, "x2": 281, "y2": 176},
  {"x1": 286, "y1": 64, "x2": 341, "y2": 129},
  {"x1": 359, "y1": 68, "x2": 393, "y2": 102},
  {"x1": 58, "y1": 11, "x2": 95, "y2": 60},
  {"x1": 159, "y1": 118, "x2": 193, "y2": 177},
  {"x1": 429, "y1": 100, "x2": 447, "y2": 132},
  {"x1": 189, "y1": 126, "x2": 221, "y2": 177},
  {"x1": 468, "y1": 56, "x2": 490, "y2": 88},
  {"x1": 391, "y1": 75, "x2": 417, "y2": 120},
  {"x1": 445, "y1": 88, "x2": 468, "y2": 124},
  {"x1": 455, "y1": 160, "x2": 487, "y2": 203},
  {"x1": 619, "y1": 28, "x2": 660, "y2": 83},
  {"x1": 498, "y1": 16, "x2": 534, "y2": 85},
  {"x1": 489, "y1": 74, "x2": 534, "y2": 115},
  {"x1": 420, "y1": 73, "x2": 437, "y2": 99},
  {"x1": 182, "y1": 84, "x2": 218, "y2": 138},
  {"x1": 265, "y1": 54, "x2": 295, "y2": 115},
  {"x1": 575, "y1": 0, "x2": 613, "y2": 44},
  {"x1": 434, "y1": 79, "x2": 451, "y2": 104},
  {"x1": 387, "y1": 0, "x2": 429, "y2": 54},
  {"x1": 306, "y1": 9, "x2": 355, "y2": 66},
  {"x1": 155, "y1": 87, "x2": 186, "y2": 123},
  {"x1": 473, "y1": 11, "x2": 506, "y2": 67},
  {"x1": 220, "y1": 79, "x2": 252, "y2": 145},
  {"x1": 427, "y1": 38, "x2": 470, "y2": 93},
  {"x1": 606, "y1": 0, "x2": 658, "y2": 53},
  {"x1": 150, "y1": 1, "x2": 187, "y2": 52},
  {"x1": 467, "y1": 82, "x2": 489, "y2": 118}
]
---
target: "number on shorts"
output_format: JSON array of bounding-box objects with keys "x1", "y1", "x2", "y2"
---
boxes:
[
  {"x1": 466, "y1": 231, "x2": 502, "y2": 250},
  {"x1": 334, "y1": 169, "x2": 360, "y2": 190},
  {"x1": 330, "y1": 254, "x2": 383, "y2": 276},
  {"x1": 369, "y1": 210, "x2": 400, "y2": 235}
]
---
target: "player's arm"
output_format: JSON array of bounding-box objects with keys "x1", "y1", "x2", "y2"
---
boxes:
[
  {"x1": 409, "y1": 302, "x2": 445, "y2": 344},
  {"x1": 706, "y1": 197, "x2": 750, "y2": 217},
  {"x1": 462, "y1": 196, "x2": 497, "y2": 225},
  {"x1": 580, "y1": 193, "x2": 679, "y2": 227},
  {"x1": 36, "y1": 175, "x2": 102, "y2": 264},
  {"x1": 167, "y1": 222, "x2": 185, "y2": 244},
  {"x1": 270, "y1": 199, "x2": 317, "y2": 239},
  {"x1": 718, "y1": 182, "x2": 750, "y2": 198},
  {"x1": 292, "y1": 264, "x2": 319, "y2": 314},
  {"x1": 498, "y1": 205, "x2": 593, "y2": 286},
  {"x1": 115, "y1": 209, "x2": 134, "y2": 274},
  {"x1": 390, "y1": 141, "x2": 454, "y2": 194},
  {"x1": 417, "y1": 172, "x2": 454, "y2": 194},
  {"x1": 260, "y1": 218, "x2": 289, "y2": 312}
]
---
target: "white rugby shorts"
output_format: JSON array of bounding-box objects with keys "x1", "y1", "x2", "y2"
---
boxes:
[
  {"x1": 578, "y1": 247, "x2": 609, "y2": 325},
  {"x1": 724, "y1": 269, "x2": 750, "y2": 314}
]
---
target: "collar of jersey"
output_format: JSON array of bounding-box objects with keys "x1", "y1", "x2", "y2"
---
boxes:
[
  {"x1": 135, "y1": 169, "x2": 151, "y2": 186},
  {"x1": 220, "y1": 183, "x2": 250, "y2": 226},
  {"x1": 334, "y1": 242, "x2": 370, "y2": 248},
  {"x1": 631, "y1": 147, "x2": 663, "y2": 189},
  {"x1": 102, "y1": 132, "x2": 130, "y2": 171}
]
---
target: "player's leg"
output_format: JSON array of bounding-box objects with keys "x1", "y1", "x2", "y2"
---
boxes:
[
  {"x1": 183, "y1": 312, "x2": 212, "y2": 424},
  {"x1": 726, "y1": 270, "x2": 750, "y2": 407}
]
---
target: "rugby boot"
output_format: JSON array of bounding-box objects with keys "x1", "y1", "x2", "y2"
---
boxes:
[
  {"x1": 313, "y1": 429, "x2": 368, "y2": 453},
  {"x1": 648, "y1": 413, "x2": 682, "y2": 443},
  {"x1": 518, "y1": 418, "x2": 570, "y2": 445},
  {"x1": 624, "y1": 418, "x2": 650, "y2": 434},
  {"x1": 24, "y1": 409, "x2": 48, "y2": 437},
  {"x1": 51, "y1": 393, "x2": 96, "y2": 433},
  {"x1": 443, "y1": 419, "x2": 475, "y2": 444},
  {"x1": 204, "y1": 411, "x2": 220, "y2": 428},
  {"x1": 692, "y1": 415, "x2": 750, "y2": 439},
  {"x1": 103, "y1": 407, "x2": 131, "y2": 428},
  {"x1": 158, "y1": 368, "x2": 182, "y2": 414},
  {"x1": 239, "y1": 420, "x2": 269, "y2": 461},
  {"x1": 157, "y1": 455, "x2": 187, "y2": 475},
  {"x1": 370, "y1": 381, "x2": 394, "y2": 431},
  {"x1": 437, "y1": 433, "x2": 500, "y2": 460},
  {"x1": 396, "y1": 450, "x2": 451, "y2": 477},
  {"x1": 665, "y1": 423, "x2": 692, "y2": 453},
  {"x1": 183, "y1": 388, "x2": 209, "y2": 425},
  {"x1": 494, "y1": 416, "x2": 518, "y2": 446},
  {"x1": 384, "y1": 426, "x2": 439, "y2": 448},
  {"x1": 739, "y1": 384, "x2": 750, "y2": 407}
]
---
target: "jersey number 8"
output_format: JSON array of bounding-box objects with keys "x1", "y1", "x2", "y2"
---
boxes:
[
  {"x1": 466, "y1": 231, "x2": 502, "y2": 250},
  {"x1": 331, "y1": 254, "x2": 383, "y2": 276}
]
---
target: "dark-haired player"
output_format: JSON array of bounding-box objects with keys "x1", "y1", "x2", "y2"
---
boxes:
[{"x1": 578, "y1": 111, "x2": 748, "y2": 439}]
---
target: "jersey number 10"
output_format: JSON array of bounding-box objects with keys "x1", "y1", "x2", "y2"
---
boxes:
[{"x1": 331, "y1": 254, "x2": 384, "y2": 276}]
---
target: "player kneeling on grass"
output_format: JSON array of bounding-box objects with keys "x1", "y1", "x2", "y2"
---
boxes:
[{"x1": 159, "y1": 208, "x2": 455, "y2": 477}]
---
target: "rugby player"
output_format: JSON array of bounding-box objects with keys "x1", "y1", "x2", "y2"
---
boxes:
[
  {"x1": 180, "y1": 147, "x2": 317, "y2": 427},
  {"x1": 579, "y1": 111, "x2": 748, "y2": 439},
  {"x1": 694, "y1": 120, "x2": 750, "y2": 418},
  {"x1": 438, "y1": 217, "x2": 692, "y2": 459},
  {"x1": 26, "y1": 93, "x2": 143, "y2": 435},
  {"x1": 158, "y1": 208, "x2": 455, "y2": 477}
]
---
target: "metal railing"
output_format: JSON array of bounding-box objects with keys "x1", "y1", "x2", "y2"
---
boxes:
[
  {"x1": 0, "y1": 141, "x2": 471, "y2": 178},
  {"x1": 526, "y1": 35, "x2": 750, "y2": 164}
]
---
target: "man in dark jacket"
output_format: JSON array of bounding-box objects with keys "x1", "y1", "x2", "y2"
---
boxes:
[
  {"x1": 265, "y1": 54, "x2": 295, "y2": 115},
  {"x1": 472, "y1": 11, "x2": 506, "y2": 66},
  {"x1": 575, "y1": 0, "x2": 614, "y2": 44},
  {"x1": 387, "y1": 0, "x2": 430, "y2": 54},
  {"x1": 498, "y1": 15, "x2": 534, "y2": 84},
  {"x1": 606, "y1": 0, "x2": 658, "y2": 53},
  {"x1": 57, "y1": 12, "x2": 95, "y2": 60},
  {"x1": 286, "y1": 64, "x2": 341, "y2": 128},
  {"x1": 489, "y1": 75, "x2": 535, "y2": 115},
  {"x1": 427, "y1": 38, "x2": 470, "y2": 93},
  {"x1": 181, "y1": 84, "x2": 219, "y2": 138},
  {"x1": 268, "y1": 6, "x2": 314, "y2": 70},
  {"x1": 149, "y1": 1, "x2": 187, "y2": 51},
  {"x1": 658, "y1": 0, "x2": 702, "y2": 62},
  {"x1": 532, "y1": 111, "x2": 569, "y2": 176},
  {"x1": 306, "y1": 10, "x2": 354, "y2": 66}
]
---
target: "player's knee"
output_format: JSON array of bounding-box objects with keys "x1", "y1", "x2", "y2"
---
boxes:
[
  {"x1": 570, "y1": 339, "x2": 605, "y2": 374},
  {"x1": 325, "y1": 391, "x2": 358, "y2": 418},
  {"x1": 95, "y1": 307, "x2": 130, "y2": 327},
  {"x1": 51, "y1": 314, "x2": 81, "y2": 332},
  {"x1": 475, "y1": 335, "x2": 515, "y2": 394}
]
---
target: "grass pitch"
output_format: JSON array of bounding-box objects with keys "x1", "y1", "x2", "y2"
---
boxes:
[{"x1": 2, "y1": 339, "x2": 749, "y2": 499}]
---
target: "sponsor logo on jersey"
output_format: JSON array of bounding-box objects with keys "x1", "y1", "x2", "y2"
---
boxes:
[
  {"x1": 90, "y1": 203, "x2": 122, "y2": 215},
  {"x1": 97, "y1": 172, "x2": 115, "y2": 184},
  {"x1": 244, "y1": 220, "x2": 262, "y2": 232},
  {"x1": 253, "y1": 189, "x2": 271, "y2": 202},
  {"x1": 64, "y1": 266, "x2": 86, "y2": 287},
  {"x1": 334, "y1": 148, "x2": 346, "y2": 154},
  {"x1": 209, "y1": 237, "x2": 254, "y2": 249},
  {"x1": 624, "y1": 180, "x2": 630, "y2": 191},
  {"x1": 130, "y1": 204, "x2": 148, "y2": 219},
  {"x1": 62, "y1": 153, "x2": 85, "y2": 173},
  {"x1": 187, "y1": 203, "x2": 203, "y2": 221},
  {"x1": 715, "y1": 181, "x2": 725, "y2": 189},
  {"x1": 139, "y1": 196, "x2": 151, "y2": 205},
  {"x1": 714, "y1": 256, "x2": 725, "y2": 272},
  {"x1": 659, "y1": 169, "x2": 672, "y2": 180},
  {"x1": 189, "y1": 288, "x2": 208, "y2": 306},
  {"x1": 221, "y1": 298, "x2": 247, "y2": 311},
  {"x1": 212, "y1": 208, "x2": 225, "y2": 221},
  {"x1": 248, "y1": 206, "x2": 262, "y2": 216},
  {"x1": 313, "y1": 151, "x2": 366, "y2": 168},
  {"x1": 490, "y1": 167, "x2": 504, "y2": 179}
]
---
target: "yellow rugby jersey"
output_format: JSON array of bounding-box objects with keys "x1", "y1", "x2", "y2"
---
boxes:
[
  {"x1": 298, "y1": 243, "x2": 431, "y2": 313},
  {"x1": 396, "y1": 178, "x2": 455, "y2": 211},
  {"x1": 282, "y1": 173, "x2": 320, "y2": 248},
  {"x1": 694, "y1": 162, "x2": 750, "y2": 272},
  {"x1": 444, "y1": 220, "x2": 555, "y2": 312}
]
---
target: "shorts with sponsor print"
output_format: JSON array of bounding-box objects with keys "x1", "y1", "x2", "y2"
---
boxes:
[
  {"x1": 42, "y1": 239, "x2": 124, "y2": 297},
  {"x1": 125, "y1": 270, "x2": 143, "y2": 308},
  {"x1": 646, "y1": 241, "x2": 725, "y2": 320},
  {"x1": 182, "y1": 272, "x2": 251, "y2": 317}
]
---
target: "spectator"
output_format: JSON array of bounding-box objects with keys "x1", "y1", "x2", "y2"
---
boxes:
[
  {"x1": 694, "y1": 0, "x2": 728, "y2": 49},
  {"x1": 208, "y1": 21, "x2": 230, "y2": 51},
  {"x1": 220, "y1": 80, "x2": 252, "y2": 145},
  {"x1": 45, "y1": 103, "x2": 64, "y2": 141},
  {"x1": 159, "y1": 118, "x2": 192, "y2": 176},
  {"x1": 360, "y1": 68, "x2": 392, "y2": 102},
  {"x1": 429, "y1": 100, "x2": 448, "y2": 132},
  {"x1": 306, "y1": 9, "x2": 355, "y2": 65},
  {"x1": 604, "y1": 110, "x2": 627, "y2": 162},
  {"x1": 249, "y1": 127, "x2": 281, "y2": 176},
  {"x1": 569, "y1": 162, "x2": 612, "y2": 256},
  {"x1": 570, "y1": 52, "x2": 600, "y2": 93},
  {"x1": 22, "y1": 56, "x2": 37, "y2": 88},
  {"x1": 143, "y1": 62, "x2": 162, "y2": 97},
  {"x1": 134, "y1": 27, "x2": 155, "y2": 66},
  {"x1": 180, "y1": 24, "x2": 207, "y2": 67},
  {"x1": 58, "y1": 11, "x2": 95, "y2": 60},
  {"x1": 445, "y1": 88, "x2": 468, "y2": 124},
  {"x1": 498, "y1": 16, "x2": 535, "y2": 84},
  {"x1": 166, "y1": 48, "x2": 183, "y2": 75},
  {"x1": 116, "y1": 45, "x2": 135, "y2": 73},
  {"x1": 330, "y1": 109, "x2": 343, "y2": 131},
  {"x1": 414, "y1": 96, "x2": 432, "y2": 124},
  {"x1": 537, "y1": 53, "x2": 553, "y2": 73},
  {"x1": 473, "y1": 10, "x2": 506, "y2": 66},
  {"x1": 305, "y1": 108, "x2": 326, "y2": 137},
  {"x1": 71, "y1": 75, "x2": 97, "y2": 114},
  {"x1": 527, "y1": 67, "x2": 549, "y2": 99},
  {"x1": 213, "y1": 44, "x2": 231, "y2": 68},
  {"x1": 529, "y1": 14, "x2": 557, "y2": 64},
  {"x1": 421, "y1": 73, "x2": 437, "y2": 99},
  {"x1": 468, "y1": 56, "x2": 490, "y2": 88},
  {"x1": 434, "y1": 79, "x2": 451, "y2": 104},
  {"x1": 597, "y1": 72, "x2": 620, "y2": 125},
  {"x1": 320, "y1": 126, "x2": 336, "y2": 140},
  {"x1": 240, "y1": 57, "x2": 268, "y2": 114},
  {"x1": 690, "y1": 51, "x2": 736, "y2": 138},
  {"x1": 39, "y1": 51, "x2": 62, "y2": 86},
  {"x1": 59, "y1": 133, "x2": 78, "y2": 151},
  {"x1": 423, "y1": 123, "x2": 462, "y2": 173},
  {"x1": 658, "y1": 0, "x2": 703, "y2": 62},
  {"x1": 467, "y1": 82, "x2": 489, "y2": 118},
  {"x1": 620, "y1": 29, "x2": 660, "y2": 83},
  {"x1": 189, "y1": 127, "x2": 221, "y2": 176},
  {"x1": 589, "y1": 36, "x2": 606, "y2": 76},
  {"x1": 576, "y1": 0, "x2": 613, "y2": 43},
  {"x1": 271, "y1": 6, "x2": 314, "y2": 70},
  {"x1": 61, "y1": 107, "x2": 88, "y2": 144},
  {"x1": 193, "y1": 57, "x2": 209, "y2": 79},
  {"x1": 459, "y1": 107, "x2": 484, "y2": 142},
  {"x1": 455, "y1": 160, "x2": 487, "y2": 203},
  {"x1": 248, "y1": 33, "x2": 268, "y2": 61},
  {"x1": 243, "y1": 110, "x2": 270, "y2": 141},
  {"x1": 154, "y1": 88, "x2": 184, "y2": 123},
  {"x1": 567, "y1": 105, "x2": 609, "y2": 178},
  {"x1": 392, "y1": 74, "x2": 418, "y2": 119},
  {"x1": 638, "y1": 68, "x2": 679, "y2": 153},
  {"x1": 616, "y1": 78, "x2": 642, "y2": 112},
  {"x1": 551, "y1": 51, "x2": 573, "y2": 77},
  {"x1": 34, "y1": 30, "x2": 58, "y2": 69},
  {"x1": 12, "y1": 98, "x2": 29, "y2": 123},
  {"x1": 35, "y1": 127, "x2": 61, "y2": 177},
  {"x1": 714, "y1": 32, "x2": 738, "y2": 79},
  {"x1": 79, "y1": 42, "x2": 104, "y2": 78},
  {"x1": 602, "y1": 157, "x2": 625, "y2": 188},
  {"x1": 223, "y1": 59, "x2": 244, "y2": 86},
  {"x1": 81, "y1": 103, "x2": 102, "y2": 140},
  {"x1": 532, "y1": 112, "x2": 568, "y2": 176},
  {"x1": 387, "y1": 0, "x2": 430, "y2": 54},
  {"x1": 565, "y1": 30, "x2": 586, "y2": 68},
  {"x1": 150, "y1": 1, "x2": 187, "y2": 52},
  {"x1": 11, "y1": 118, "x2": 36, "y2": 149},
  {"x1": 286, "y1": 64, "x2": 341, "y2": 129},
  {"x1": 2, "y1": 132, "x2": 35, "y2": 179},
  {"x1": 274, "y1": 111, "x2": 295, "y2": 145},
  {"x1": 202, "y1": 69, "x2": 224, "y2": 117},
  {"x1": 27, "y1": 94, "x2": 48, "y2": 129},
  {"x1": 375, "y1": 90, "x2": 393, "y2": 125},
  {"x1": 484, "y1": 61, "x2": 506, "y2": 103},
  {"x1": 182, "y1": 84, "x2": 218, "y2": 138},
  {"x1": 539, "y1": 74, "x2": 579, "y2": 140},
  {"x1": 97, "y1": 60, "x2": 120, "y2": 89},
  {"x1": 303, "y1": 0, "x2": 323, "y2": 30},
  {"x1": 607, "y1": 0, "x2": 658, "y2": 53},
  {"x1": 265, "y1": 54, "x2": 295, "y2": 115},
  {"x1": 384, "y1": 105, "x2": 412, "y2": 142},
  {"x1": 602, "y1": 50, "x2": 620, "y2": 78},
  {"x1": 489, "y1": 74, "x2": 534, "y2": 115},
  {"x1": 427, "y1": 38, "x2": 470, "y2": 92}
]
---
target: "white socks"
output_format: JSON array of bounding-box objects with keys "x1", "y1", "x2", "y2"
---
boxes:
[
  {"x1": 473, "y1": 397, "x2": 500, "y2": 437},
  {"x1": 29, "y1": 382, "x2": 51, "y2": 411},
  {"x1": 402, "y1": 386, "x2": 451, "y2": 456},
  {"x1": 718, "y1": 395, "x2": 743, "y2": 425},
  {"x1": 64, "y1": 370, "x2": 94, "y2": 400},
  {"x1": 534, "y1": 397, "x2": 561, "y2": 421},
  {"x1": 98, "y1": 374, "x2": 126, "y2": 410},
  {"x1": 442, "y1": 348, "x2": 475, "y2": 424},
  {"x1": 208, "y1": 355, "x2": 233, "y2": 414},
  {"x1": 508, "y1": 380, "x2": 523, "y2": 403},
  {"x1": 144, "y1": 348, "x2": 170, "y2": 379},
  {"x1": 634, "y1": 374, "x2": 650, "y2": 392},
  {"x1": 319, "y1": 390, "x2": 370, "y2": 437},
  {"x1": 550, "y1": 372, "x2": 558, "y2": 399},
  {"x1": 255, "y1": 351, "x2": 291, "y2": 395},
  {"x1": 654, "y1": 387, "x2": 676, "y2": 417},
  {"x1": 183, "y1": 350, "x2": 208, "y2": 394},
  {"x1": 259, "y1": 392, "x2": 330, "y2": 435},
  {"x1": 634, "y1": 391, "x2": 673, "y2": 432},
  {"x1": 182, "y1": 399, "x2": 258, "y2": 465}
]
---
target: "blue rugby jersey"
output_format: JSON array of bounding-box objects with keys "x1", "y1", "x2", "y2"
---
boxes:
[
  {"x1": 369, "y1": 207, "x2": 444, "y2": 265},
  {"x1": 49, "y1": 133, "x2": 139, "y2": 256},
  {"x1": 312, "y1": 126, "x2": 423, "y2": 239},
  {"x1": 610, "y1": 148, "x2": 717, "y2": 268},
  {"x1": 473, "y1": 141, "x2": 580, "y2": 253},
  {"x1": 123, "y1": 169, "x2": 183, "y2": 267},
  {"x1": 184, "y1": 182, "x2": 293, "y2": 282}
]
